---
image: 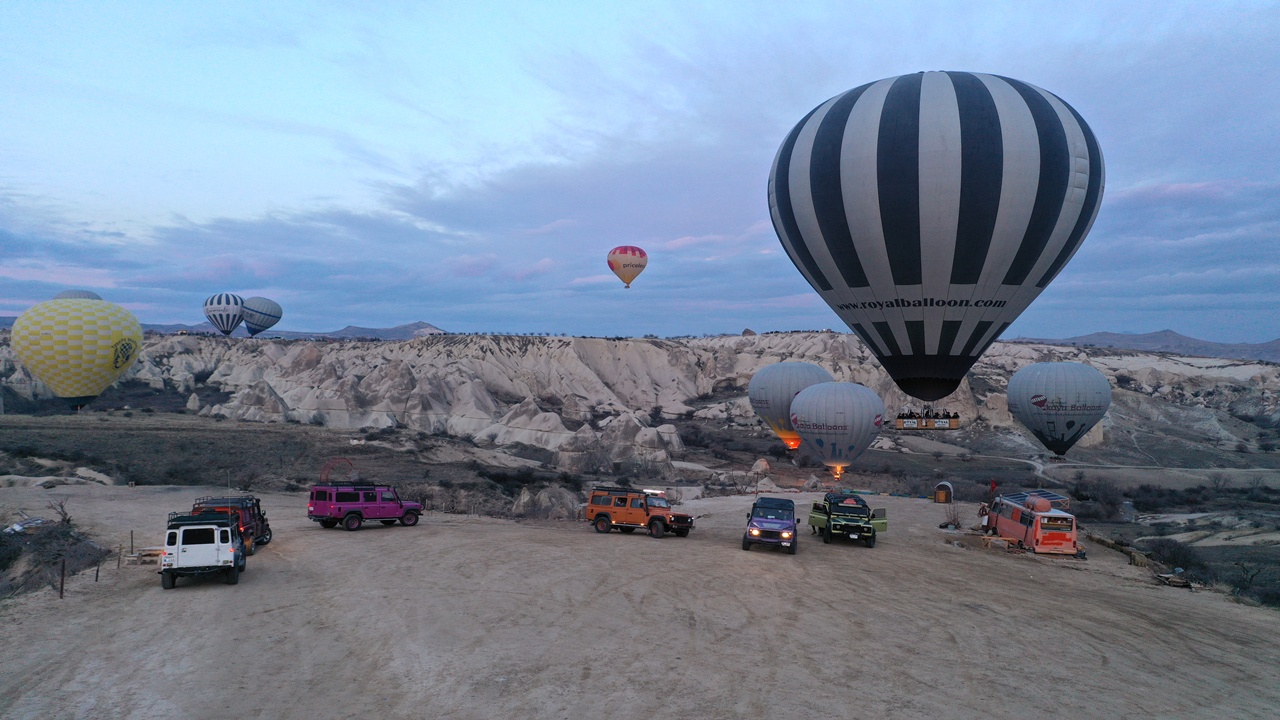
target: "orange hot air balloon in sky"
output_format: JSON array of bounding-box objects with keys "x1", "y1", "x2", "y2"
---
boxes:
[{"x1": 607, "y1": 246, "x2": 648, "y2": 288}]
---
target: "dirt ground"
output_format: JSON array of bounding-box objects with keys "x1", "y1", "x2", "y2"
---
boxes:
[{"x1": 1, "y1": 484, "x2": 1278, "y2": 720}]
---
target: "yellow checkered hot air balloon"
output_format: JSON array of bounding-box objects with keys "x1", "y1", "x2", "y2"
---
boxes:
[{"x1": 10, "y1": 297, "x2": 143, "y2": 408}]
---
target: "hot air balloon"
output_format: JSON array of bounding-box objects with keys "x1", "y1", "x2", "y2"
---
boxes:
[
  {"x1": 203, "y1": 293, "x2": 244, "y2": 335},
  {"x1": 789, "y1": 382, "x2": 885, "y2": 479},
  {"x1": 769, "y1": 71, "x2": 1105, "y2": 402},
  {"x1": 748, "y1": 362, "x2": 835, "y2": 449},
  {"x1": 241, "y1": 297, "x2": 282, "y2": 337},
  {"x1": 10, "y1": 297, "x2": 143, "y2": 408},
  {"x1": 53, "y1": 290, "x2": 103, "y2": 300},
  {"x1": 607, "y1": 246, "x2": 648, "y2": 288},
  {"x1": 1007, "y1": 362, "x2": 1111, "y2": 456}
]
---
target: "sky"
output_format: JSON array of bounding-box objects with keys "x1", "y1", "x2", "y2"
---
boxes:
[{"x1": 1, "y1": 1, "x2": 1278, "y2": 342}]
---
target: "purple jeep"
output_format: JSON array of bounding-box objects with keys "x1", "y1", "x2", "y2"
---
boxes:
[
  {"x1": 742, "y1": 497, "x2": 798, "y2": 554},
  {"x1": 307, "y1": 485, "x2": 422, "y2": 531}
]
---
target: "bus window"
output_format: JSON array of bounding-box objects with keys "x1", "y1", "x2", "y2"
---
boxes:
[{"x1": 1040, "y1": 516, "x2": 1073, "y2": 532}]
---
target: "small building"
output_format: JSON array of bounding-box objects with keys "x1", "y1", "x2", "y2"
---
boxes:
[{"x1": 933, "y1": 481, "x2": 954, "y2": 503}]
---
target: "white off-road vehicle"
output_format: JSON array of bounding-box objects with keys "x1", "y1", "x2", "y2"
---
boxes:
[{"x1": 159, "y1": 512, "x2": 247, "y2": 589}]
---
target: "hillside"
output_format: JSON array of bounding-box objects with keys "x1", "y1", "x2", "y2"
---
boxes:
[
  {"x1": 1019, "y1": 330, "x2": 1280, "y2": 364},
  {"x1": 3, "y1": 331, "x2": 1279, "y2": 485}
]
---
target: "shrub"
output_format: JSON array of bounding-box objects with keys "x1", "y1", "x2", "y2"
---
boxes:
[{"x1": 1140, "y1": 538, "x2": 1213, "y2": 581}]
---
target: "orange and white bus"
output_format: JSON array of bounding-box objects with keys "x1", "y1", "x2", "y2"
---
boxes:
[{"x1": 983, "y1": 491, "x2": 1085, "y2": 558}]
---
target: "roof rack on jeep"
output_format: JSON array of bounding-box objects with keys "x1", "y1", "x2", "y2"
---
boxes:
[
  {"x1": 590, "y1": 486, "x2": 641, "y2": 494},
  {"x1": 167, "y1": 512, "x2": 235, "y2": 525},
  {"x1": 193, "y1": 495, "x2": 256, "y2": 505}
]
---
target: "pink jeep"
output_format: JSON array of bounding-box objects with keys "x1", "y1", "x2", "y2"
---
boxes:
[{"x1": 307, "y1": 485, "x2": 422, "y2": 531}]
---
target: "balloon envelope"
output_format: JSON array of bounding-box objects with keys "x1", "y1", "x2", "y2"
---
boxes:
[
  {"x1": 11, "y1": 298, "x2": 143, "y2": 407},
  {"x1": 203, "y1": 293, "x2": 244, "y2": 335},
  {"x1": 769, "y1": 71, "x2": 1105, "y2": 401},
  {"x1": 748, "y1": 362, "x2": 835, "y2": 449},
  {"x1": 789, "y1": 382, "x2": 885, "y2": 478},
  {"x1": 1007, "y1": 362, "x2": 1111, "y2": 456},
  {"x1": 607, "y1": 246, "x2": 648, "y2": 288},
  {"x1": 241, "y1": 297, "x2": 282, "y2": 336}
]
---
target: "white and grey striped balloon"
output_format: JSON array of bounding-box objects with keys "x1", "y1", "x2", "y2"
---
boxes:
[
  {"x1": 1007, "y1": 362, "x2": 1111, "y2": 456},
  {"x1": 770, "y1": 71, "x2": 1104, "y2": 402},
  {"x1": 203, "y1": 293, "x2": 244, "y2": 335},
  {"x1": 789, "y1": 382, "x2": 885, "y2": 478},
  {"x1": 241, "y1": 297, "x2": 283, "y2": 336}
]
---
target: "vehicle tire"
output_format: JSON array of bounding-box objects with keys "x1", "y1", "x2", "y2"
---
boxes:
[
  {"x1": 593, "y1": 515, "x2": 611, "y2": 534},
  {"x1": 674, "y1": 529, "x2": 689, "y2": 538},
  {"x1": 319, "y1": 519, "x2": 338, "y2": 529},
  {"x1": 864, "y1": 533, "x2": 876, "y2": 548},
  {"x1": 161, "y1": 571, "x2": 175, "y2": 590},
  {"x1": 343, "y1": 513, "x2": 363, "y2": 531},
  {"x1": 788, "y1": 541, "x2": 797, "y2": 555},
  {"x1": 649, "y1": 520, "x2": 665, "y2": 539},
  {"x1": 246, "y1": 539, "x2": 256, "y2": 556},
  {"x1": 742, "y1": 536, "x2": 751, "y2": 551},
  {"x1": 259, "y1": 527, "x2": 272, "y2": 545},
  {"x1": 619, "y1": 527, "x2": 636, "y2": 534},
  {"x1": 381, "y1": 520, "x2": 397, "y2": 526},
  {"x1": 400, "y1": 512, "x2": 419, "y2": 527},
  {"x1": 822, "y1": 526, "x2": 832, "y2": 544},
  {"x1": 225, "y1": 565, "x2": 239, "y2": 585}
]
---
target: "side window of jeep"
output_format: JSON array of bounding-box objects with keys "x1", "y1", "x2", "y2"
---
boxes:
[
  {"x1": 335, "y1": 491, "x2": 359, "y2": 503},
  {"x1": 363, "y1": 492, "x2": 377, "y2": 502},
  {"x1": 314, "y1": 490, "x2": 330, "y2": 502},
  {"x1": 166, "y1": 532, "x2": 177, "y2": 546},
  {"x1": 591, "y1": 496, "x2": 610, "y2": 506},
  {"x1": 220, "y1": 529, "x2": 230, "y2": 544},
  {"x1": 613, "y1": 497, "x2": 627, "y2": 507},
  {"x1": 381, "y1": 491, "x2": 398, "y2": 503},
  {"x1": 630, "y1": 498, "x2": 644, "y2": 508}
]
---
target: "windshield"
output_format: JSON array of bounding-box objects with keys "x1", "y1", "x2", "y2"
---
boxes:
[
  {"x1": 752, "y1": 506, "x2": 793, "y2": 521},
  {"x1": 646, "y1": 496, "x2": 670, "y2": 509}
]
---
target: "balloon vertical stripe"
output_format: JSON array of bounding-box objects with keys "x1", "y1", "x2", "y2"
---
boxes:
[
  {"x1": 770, "y1": 107, "x2": 833, "y2": 292},
  {"x1": 998, "y1": 76, "x2": 1072, "y2": 286},
  {"x1": 946, "y1": 71, "x2": 1003, "y2": 284},
  {"x1": 1036, "y1": 99, "x2": 1105, "y2": 288},
  {"x1": 877, "y1": 73, "x2": 924, "y2": 286},
  {"x1": 810, "y1": 83, "x2": 872, "y2": 288}
]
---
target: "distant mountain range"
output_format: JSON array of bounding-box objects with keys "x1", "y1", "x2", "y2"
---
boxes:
[
  {"x1": 0, "y1": 317, "x2": 446, "y2": 341},
  {"x1": 1013, "y1": 330, "x2": 1280, "y2": 364},
  {"x1": 3, "y1": 315, "x2": 1277, "y2": 363}
]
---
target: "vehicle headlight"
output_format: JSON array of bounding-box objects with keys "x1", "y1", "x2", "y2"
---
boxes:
[
  {"x1": 781, "y1": 531, "x2": 792, "y2": 539},
  {"x1": 749, "y1": 528, "x2": 761, "y2": 536}
]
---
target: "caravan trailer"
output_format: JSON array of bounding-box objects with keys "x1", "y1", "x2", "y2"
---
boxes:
[{"x1": 985, "y1": 490, "x2": 1085, "y2": 558}]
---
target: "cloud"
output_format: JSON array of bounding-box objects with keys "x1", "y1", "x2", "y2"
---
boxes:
[{"x1": 511, "y1": 258, "x2": 555, "y2": 281}]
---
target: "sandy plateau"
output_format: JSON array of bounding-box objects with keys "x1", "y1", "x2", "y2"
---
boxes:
[{"x1": 1, "y1": 484, "x2": 1277, "y2": 720}]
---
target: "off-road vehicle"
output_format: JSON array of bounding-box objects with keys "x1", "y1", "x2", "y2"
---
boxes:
[
  {"x1": 190, "y1": 495, "x2": 272, "y2": 555},
  {"x1": 807, "y1": 491, "x2": 887, "y2": 547},
  {"x1": 159, "y1": 512, "x2": 247, "y2": 589},
  {"x1": 307, "y1": 485, "x2": 422, "y2": 531},
  {"x1": 742, "y1": 496, "x2": 798, "y2": 554},
  {"x1": 586, "y1": 487, "x2": 693, "y2": 538}
]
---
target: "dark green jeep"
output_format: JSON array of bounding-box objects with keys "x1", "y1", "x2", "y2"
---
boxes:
[{"x1": 807, "y1": 491, "x2": 887, "y2": 547}]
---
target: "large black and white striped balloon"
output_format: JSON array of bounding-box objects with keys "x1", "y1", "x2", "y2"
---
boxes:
[{"x1": 769, "y1": 71, "x2": 1104, "y2": 401}]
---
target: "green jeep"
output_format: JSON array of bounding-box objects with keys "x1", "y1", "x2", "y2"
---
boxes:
[{"x1": 807, "y1": 491, "x2": 887, "y2": 547}]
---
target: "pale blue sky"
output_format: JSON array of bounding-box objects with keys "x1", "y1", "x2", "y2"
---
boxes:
[{"x1": 2, "y1": 1, "x2": 1277, "y2": 341}]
